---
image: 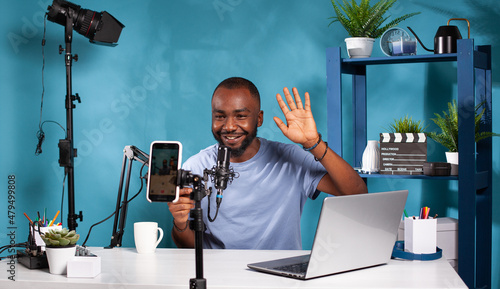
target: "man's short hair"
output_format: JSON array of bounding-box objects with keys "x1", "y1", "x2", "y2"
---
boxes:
[{"x1": 212, "y1": 77, "x2": 260, "y2": 107}]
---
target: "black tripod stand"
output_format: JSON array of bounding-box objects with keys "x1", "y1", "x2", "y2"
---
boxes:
[
  {"x1": 57, "y1": 11, "x2": 82, "y2": 231},
  {"x1": 178, "y1": 170, "x2": 207, "y2": 289}
]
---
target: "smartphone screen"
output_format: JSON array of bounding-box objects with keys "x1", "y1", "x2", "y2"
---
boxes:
[{"x1": 146, "y1": 141, "x2": 182, "y2": 203}]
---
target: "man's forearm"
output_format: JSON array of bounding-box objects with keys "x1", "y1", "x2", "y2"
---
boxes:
[
  {"x1": 171, "y1": 220, "x2": 195, "y2": 248},
  {"x1": 312, "y1": 139, "x2": 368, "y2": 196}
]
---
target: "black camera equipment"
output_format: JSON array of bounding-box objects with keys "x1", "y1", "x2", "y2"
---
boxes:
[
  {"x1": 180, "y1": 145, "x2": 236, "y2": 288},
  {"x1": 47, "y1": 0, "x2": 124, "y2": 46},
  {"x1": 45, "y1": 0, "x2": 124, "y2": 231},
  {"x1": 102, "y1": 144, "x2": 235, "y2": 288}
]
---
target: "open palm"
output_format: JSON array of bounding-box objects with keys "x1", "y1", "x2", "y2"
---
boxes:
[{"x1": 273, "y1": 87, "x2": 319, "y2": 147}]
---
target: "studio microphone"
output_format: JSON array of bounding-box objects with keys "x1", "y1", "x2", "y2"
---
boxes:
[
  {"x1": 214, "y1": 145, "x2": 233, "y2": 205},
  {"x1": 203, "y1": 144, "x2": 237, "y2": 222}
]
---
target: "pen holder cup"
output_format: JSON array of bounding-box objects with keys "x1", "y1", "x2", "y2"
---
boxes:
[
  {"x1": 35, "y1": 226, "x2": 62, "y2": 251},
  {"x1": 404, "y1": 218, "x2": 437, "y2": 254}
]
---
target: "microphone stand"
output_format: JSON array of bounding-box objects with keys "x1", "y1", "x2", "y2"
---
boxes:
[{"x1": 107, "y1": 146, "x2": 149, "y2": 248}]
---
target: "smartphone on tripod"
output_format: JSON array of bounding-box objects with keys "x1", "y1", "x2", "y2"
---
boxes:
[{"x1": 146, "y1": 141, "x2": 182, "y2": 203}]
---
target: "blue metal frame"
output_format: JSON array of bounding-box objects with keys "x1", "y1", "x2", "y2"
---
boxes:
[{"x1": 326, "y1": 39, "x2": 492, "y2": 289}]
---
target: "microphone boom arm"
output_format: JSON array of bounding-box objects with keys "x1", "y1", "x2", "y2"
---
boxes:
[{"x1": 106, "y1": 145, "x2": 149, "y2": 248}]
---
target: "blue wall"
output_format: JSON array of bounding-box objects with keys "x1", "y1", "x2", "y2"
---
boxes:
[{"x1": 1, "y1": 0, "x2": 498, "y2": 287}]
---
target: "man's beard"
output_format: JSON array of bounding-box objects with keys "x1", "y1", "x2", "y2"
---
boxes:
[{"x1": 212, "y1": 124, "x2": 258, "y2": 158}]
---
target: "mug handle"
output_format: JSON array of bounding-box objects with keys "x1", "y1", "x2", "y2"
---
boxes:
[{"x1": 155, "y1": 227, "x2": 164, "y2": 248}]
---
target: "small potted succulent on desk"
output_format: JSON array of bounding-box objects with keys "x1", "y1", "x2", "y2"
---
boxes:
[
  {"x1": 427, "y1": 100, "x2": 499, "y2": 175},
  {"x1": 328, "y1": 0, "x2": 420, "y2": 58},
  {"x1": 42, "y1": 227, "x2": 80, "y2": 274}
]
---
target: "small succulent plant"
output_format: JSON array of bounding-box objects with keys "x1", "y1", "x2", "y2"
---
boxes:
[{"x1": 41, "y1": 228, "x2": 80, "y2": 247}]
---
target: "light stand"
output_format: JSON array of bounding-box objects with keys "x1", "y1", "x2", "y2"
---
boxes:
[
  {"x1": 46, "y1": 0, "x2": 124, "y2": 231},
  {"x1": 57, "y1": 11, "x2": 82, "y2": 231}
]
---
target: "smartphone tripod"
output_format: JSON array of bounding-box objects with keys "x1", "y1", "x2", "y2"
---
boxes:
[{"x1": 177, "y1": 169, "x2": 207, "y2": 289}]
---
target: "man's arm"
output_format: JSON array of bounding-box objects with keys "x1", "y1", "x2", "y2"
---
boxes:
[
  {"x1": 307, "y1": 136, "x2": 367, "y2": 195},
  {"x1": 167, "y1": 188, "x2": 195, "y2": 248},
  {"x1": 273, "y1": 87, "x2": 367, "y2": 196}
]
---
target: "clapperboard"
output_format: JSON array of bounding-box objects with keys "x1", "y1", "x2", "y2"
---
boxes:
[{"x1": 379, "y1": 133, "x2": 427, "y2": 175}]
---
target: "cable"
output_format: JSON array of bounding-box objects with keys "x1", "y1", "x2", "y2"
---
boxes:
[
  {"x1": 207, "y1": 193, "x2": 220, "y2": 223},
  {"x1": 60, "y1": 170, "x2": 67, "y2": 227},
  {"x1": 81, "y1": 162, "x2": 148, "y2": 247},
  {"x1": 39, "y1": 12, "x2": 46, "y2": 128},
  {"x1": 35, "y1": 13, "x2": 65, "y2": 156},
  {"x1": 0, "y1": 242, "x2": 28, "y2": 260},
  {"x1": 35, "y1": 121, "x2": 66, "y2": 155}
]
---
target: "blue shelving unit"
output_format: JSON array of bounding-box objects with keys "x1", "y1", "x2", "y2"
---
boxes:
[{"x1": 326, "y1": 39, "x2": 492, "y2": 289}]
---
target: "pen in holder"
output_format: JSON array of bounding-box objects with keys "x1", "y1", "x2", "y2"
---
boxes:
[{"x1": 404, "y1": 217, "x2": 437, "y2": 254}]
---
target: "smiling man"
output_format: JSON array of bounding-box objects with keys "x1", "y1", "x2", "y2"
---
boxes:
[{"x1": 167, "y1": 77, "x2": 367, "y2": 249}]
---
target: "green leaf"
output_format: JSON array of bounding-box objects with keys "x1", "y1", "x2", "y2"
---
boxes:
[
  {"x1": 58, "y1": 239, "x2": 70, "y2": 246},
  {"x1": 49, "y1": 239, "x2": 60, "y2": 246}
]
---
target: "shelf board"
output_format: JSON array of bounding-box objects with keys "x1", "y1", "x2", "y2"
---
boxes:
[
  {"x1": 358, "y1": 173, "x2": 458, "y2": 180},
  {"x1": 342, "y1": 53, "x2": 458, "y2": 66}
]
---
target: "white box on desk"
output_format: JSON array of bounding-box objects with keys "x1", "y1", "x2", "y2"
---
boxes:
[
  {"x1": 67, "y1": 256, "x2": 101, "y2": 278},
  {"x1": 398, "y1": 217, "x2": 458, "y2": 268}
]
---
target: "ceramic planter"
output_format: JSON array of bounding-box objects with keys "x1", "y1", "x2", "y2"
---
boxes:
[
  {"x1": 45, "y1": 246, "x2": 76, "y2": 274},
  {"x1": 445, "y1": 151, "x2": 459, "y2": 176},
  {"x1": 379, "y1": 133, "x2": 427, "y2": 175},
  {"x1": 345, "y1": 37, "x2": 375, "y2": 58}
]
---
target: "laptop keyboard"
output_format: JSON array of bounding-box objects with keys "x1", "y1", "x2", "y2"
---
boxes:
[{"x1": 273, "y1": 262, "x2": 309, "y2": 275}]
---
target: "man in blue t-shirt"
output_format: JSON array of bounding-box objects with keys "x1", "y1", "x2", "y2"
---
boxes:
[{"x1": 168, "y1": 77, "x2": 367, "y2": 249}]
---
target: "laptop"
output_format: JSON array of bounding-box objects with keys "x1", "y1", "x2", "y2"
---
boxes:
[{"x1": 247, "y1": 190, "x2": 408, "y2": 279}]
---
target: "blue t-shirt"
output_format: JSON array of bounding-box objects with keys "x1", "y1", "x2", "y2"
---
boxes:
[{"x1": 182, "y1": 138, "x2": 327, "y2": 250}]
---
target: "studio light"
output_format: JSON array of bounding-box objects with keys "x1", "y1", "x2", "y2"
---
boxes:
[
  {"x1": 44, "y1": 1, "x2": 125, "y2": 230},
  {"x1": 47, "y1": 0, "x2": 124, "y2": 46}
]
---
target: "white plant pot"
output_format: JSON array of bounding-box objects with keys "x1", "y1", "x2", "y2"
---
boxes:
[
  {"x1": 45, "y1": 246, "x2": 76, "y2": 274},
  {"x1": 445, "y1": 152, "x2": 458, "y2": 164},
  {"x1": 445, "y1": 152, "x2": 459, "y2": 176},
  {"x1": 345, "y1": 37, "x2": 375, "y2": 58}
]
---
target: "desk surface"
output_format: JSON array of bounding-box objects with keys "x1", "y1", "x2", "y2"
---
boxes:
[{"x1": 3, "y1": 247, "x2": 466, "y2": 289}]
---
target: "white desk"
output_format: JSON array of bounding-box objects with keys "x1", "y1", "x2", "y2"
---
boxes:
[{"x1": 2, "y1": 247, "x2": 466, "y2": 288}]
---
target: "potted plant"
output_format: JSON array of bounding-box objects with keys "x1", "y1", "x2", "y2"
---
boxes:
[
  {"x1": 328, "y1": 0, "x2": 420, "y2": 58},
  {"x1": 427, "y1": 100, "x2": 499, "y2": 174},
  {"x1": 379, "y1": 115, "x2": 427, "y2": 175},
  {"x1": 42, "y1": 227, "x2": 80, "y2": 274}
]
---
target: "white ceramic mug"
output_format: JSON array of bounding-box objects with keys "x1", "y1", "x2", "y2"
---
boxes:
[{"x1": 134, "y1": 222, "x2": 164, "y2": 254}]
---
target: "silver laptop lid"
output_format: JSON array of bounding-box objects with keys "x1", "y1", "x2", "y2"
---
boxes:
[{"x1": 306, "y1": 190, "x2": 408, "y2": 279}]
